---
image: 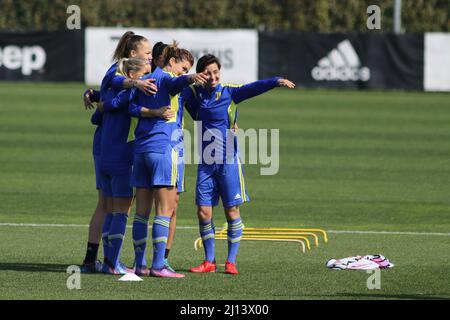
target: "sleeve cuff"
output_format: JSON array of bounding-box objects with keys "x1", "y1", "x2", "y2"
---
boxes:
[
  {"x1": 130, "y1": 105, "x2": 143, "y2": 117},
  {"x1": 91, "y1": 90, "x2": 100, "y2": 102}
]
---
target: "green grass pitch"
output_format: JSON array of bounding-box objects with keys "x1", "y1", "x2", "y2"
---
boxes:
[{"x1": 0, "y1": 82, "x2": 449, "y2": 300}]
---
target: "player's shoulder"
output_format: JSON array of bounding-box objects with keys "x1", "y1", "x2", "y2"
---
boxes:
[
  {"x1": 115, "y1": 70, "x2": 126, "y2": 77},
  {"x1": 221, "y1": 83, "x2": 242, "y2": 89},
  {"x1": 148, "y1": 67, "x2": 163, "y2": 79},
  {"x1": 220, "y1": 83, "x2": 242, "y2": 96},
  {"x1": 155, "y1": 67, "x2": 173, "y2": 79},
  {"x1": 181, "y1": 84, "x2": 199, "y2": 98},
  {"x1": 107, "y1": 63, "x2": 124, "y2": 77},
  {"x1": 106, "y1": 62, "x2": 117, "y2": 74},
  {"x1": 218, "y1": 83, "x2": 242, "y2": 99},
  {"x1": 141, "y1": 72, "x2": 155, "y2": 81},
  {"x1": 161, "y1": 69, "x2": 175, "y2": 78},
  {"x1": 102, "y1": 63, "x2": 118, "y2": 83}
]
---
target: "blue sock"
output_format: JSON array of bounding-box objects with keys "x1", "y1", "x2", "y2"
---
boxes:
[
  {"x1": 227, "y1": 218, "x2": 243, "y2": 263},
  {"x1": 132, "y1": 214, "x2": 149, "y2": 268},
  {"x1": 151, "y1": 215, "x2": 170, "y2": 270},
  {"x1": 102, "y1": 213, "x2": 113, "y2": 263},
  {"x1": 199, "y1": 220, "x2": 215, "y2": 263},
  {"x1": 108, "y1": 213, "x2": 128, "y2": 268}
]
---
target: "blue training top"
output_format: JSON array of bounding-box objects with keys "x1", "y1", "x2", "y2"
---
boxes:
[
  {"x1": 90, "y1": 109, "x2": 103, "y2": 157},
  {"x1": 181, "y1": 77, "x2": 281, "y2": 162},
  {"x1": 87, "y1": 89, "x2": 102, "y2": 157},
  {"x1": 98, "y1": 63, "x2": 133, "y2": 173},
  {"x1": 129, "y1": 67, "x2": 191, "y2": 154}
]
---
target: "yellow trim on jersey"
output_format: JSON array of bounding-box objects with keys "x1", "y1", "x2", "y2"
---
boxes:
[
  {"x1": 180, "y1": 160, "x2": 185, "y2": 193},
  {"x1": 237, "y1": 156, "x2": 247, "y2": 202},
  {"x1": 227, "y1": 101, "x2": 238, "y2": 129},
  {"x1": 181, "y1": 105, "x2": 185, "y2": 129},
  {"x1": 164, "y1": 70, "x2": 175, "y2": 77},
  {"x1": 171, "y1": 148, "x2": 178, "y2": 186},
  {"x1": 164, "y1": 70, "x2": 179, "y2": 123},
  {"x1": 166, "y1": 93, "x2": 179, "y2": 123},
  {"x1": 127, "y1": 117, "x2": 138, "y2": 142},
  {"x1": 222, "y1": 83, "x2": 242, "y2": 88}
]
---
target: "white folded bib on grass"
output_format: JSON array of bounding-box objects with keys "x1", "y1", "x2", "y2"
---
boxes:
[{"x1": 326, "y1": 254, "x2": 394, "y2": 270}]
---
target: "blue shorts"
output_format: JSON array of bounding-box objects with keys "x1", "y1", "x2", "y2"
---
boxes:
[
  {"x1": 177, "y1": 153, "x2": 185, "y2": 193},
  {"x1": 99, "y1": 166, "x2": 133, "y2": 198},
  {"x1": 131, "y1": 145, "x2": 178, "y2": 189},
  {"x1": 196, "y1": 157, "x2": 249, "y2": 208},
  {"x1": 93, "y1": 155, "x2": 101, "y2": 190}
]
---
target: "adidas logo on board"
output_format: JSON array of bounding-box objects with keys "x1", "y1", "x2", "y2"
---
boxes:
[{"x1": 311, "y1": 40, "x2": 371, "y2": 82}]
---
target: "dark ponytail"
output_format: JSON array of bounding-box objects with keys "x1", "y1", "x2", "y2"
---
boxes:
[
  {"x1": 151, "y1": 41, "x2": 168, "y2": 72},
  {"x1": 112, "y1": 31, "x2": 147, "y2": 61}
]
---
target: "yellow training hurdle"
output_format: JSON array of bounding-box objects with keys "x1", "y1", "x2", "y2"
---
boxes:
[{"x1": 194, "y1": 224, "x2": 328, "y2": 254}]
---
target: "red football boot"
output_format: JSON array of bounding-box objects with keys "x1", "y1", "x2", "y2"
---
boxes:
[
  {"x1": 225, "y1": 260, "x2": 239, "y2": 275},
  {"x1": 189, "y1": 260, "x2": 217, "y2": 273}
]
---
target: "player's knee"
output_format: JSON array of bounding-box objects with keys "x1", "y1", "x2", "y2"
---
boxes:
[
  {"x1": 225, "y1": 206, "x2": 240, "y2": 220},
  {"x1": 113, "y1": 197, "x2": 132, "y2": 214},
  {"x1": 197, "y1": 207, "x2": 212, "y2": 221}
]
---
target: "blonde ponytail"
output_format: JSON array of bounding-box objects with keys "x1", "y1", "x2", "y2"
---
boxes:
[{"x1": 117, "y1": 57, "x2": 147, "y2": 77}]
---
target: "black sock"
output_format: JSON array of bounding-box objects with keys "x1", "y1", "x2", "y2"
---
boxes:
[
  {"x1": 83, "y1": 242, "x2": 99, "y2": 265},
  {"x1": 165, "y1": 248, "x2": 170, "y2": 259}
]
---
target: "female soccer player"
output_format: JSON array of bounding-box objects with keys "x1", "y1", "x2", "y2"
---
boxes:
[
  {"x1": 95, "y1": 56, "x2": 154, "y2": 275},
  {"x1": 128, "y1": 42, "x2": 208, "y2": 278},
  {"x1": 80, "y1": 31, "x2": 158, "y2": 274},
  {"x1": 182, "y1": 54, "x2": 295, "y2": 275},
  {"x1": 80, "y1": 94, "x2": 107, "y2": 273},
  {"x1": 151, "y1": 41, "x2": 184, "y2": 273},
  {"x1": 140, "y1": 41, "x2": 179, "y2": 273},
  {"x1": 98, "y1": 43, "x2": 192, "y2": 276}
]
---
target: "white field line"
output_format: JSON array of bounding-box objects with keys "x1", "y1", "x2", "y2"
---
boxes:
[
  {"x1": 0, "y1": 223, "x2": 195, "y2": 229},
  {"x1": 0, "y1": 222, "x2": 449, "y2": 237}
]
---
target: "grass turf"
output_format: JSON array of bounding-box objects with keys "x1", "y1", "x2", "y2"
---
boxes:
[{"x1": 0, "y1": 82, "x2": 449, "y2": 299}]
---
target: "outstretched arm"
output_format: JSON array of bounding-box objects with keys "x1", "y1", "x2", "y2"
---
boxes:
[
  {"x1": 166, "y1": 72, "x2": 209, "y2": 96},
  {"x1": 230, "y1": 77, "x2": 295, "y2": 104}
]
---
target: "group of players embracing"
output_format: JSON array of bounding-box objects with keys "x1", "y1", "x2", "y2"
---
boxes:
[{"x1": 80, "y1": 31, "x2": 295, "y2": 278}]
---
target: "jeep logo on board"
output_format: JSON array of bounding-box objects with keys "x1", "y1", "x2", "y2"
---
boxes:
[{"x1": 0, "y1": 45, "x2": 46, "y2": 76}]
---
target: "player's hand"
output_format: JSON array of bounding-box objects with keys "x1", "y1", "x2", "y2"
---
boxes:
[
  {"x1": 190, "y1": 71, "x2": 209, "y2": 86},
  {"x1": 83, "y1": 88, "x2": 95, "y2": 110},
  {"x1": 136, "y1": 79, "x2": 158, "y2": 95},
  {"x1": 158, "y1": 106, "x2": 175, "y2": 120},
  {"x1": 232, "y1": 122, "x2": 239, "y2": 133},
  {"x1": 278, "y1": 78, "x2": 296, "y2": 89}
]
